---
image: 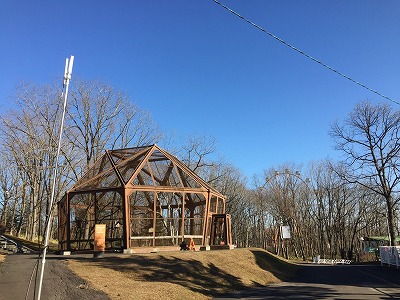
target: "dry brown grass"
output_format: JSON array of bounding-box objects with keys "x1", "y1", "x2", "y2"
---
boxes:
[
  {"x1": 67, "y1": 248, "x2": 298, "y2": 300},
  {"x1": 0, "y1": 254, "x2": 5, "y2": 264}
]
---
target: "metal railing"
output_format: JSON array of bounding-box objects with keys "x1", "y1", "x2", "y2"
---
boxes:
[
  {"x1": 379, "y1": 246, "x2": 400, "y2": 268},
  {"x1": 312, "y1": 256, "x2": 352, "y2": 265},
  {"x1": 0, "y1": 235, "x2": 35, "y2": 253}
]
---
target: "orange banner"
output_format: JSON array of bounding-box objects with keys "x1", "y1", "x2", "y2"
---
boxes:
[{"x1": 94, "y1": 224, "x2": 106, "y2": 252}]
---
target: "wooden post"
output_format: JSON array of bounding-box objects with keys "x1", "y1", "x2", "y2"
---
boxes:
[
  {"x1": 122, "y1": 189, "x2": 131, "y2": 250},
  {"x1": 181, "y1": 193, "x2": 185, "y2": 240},
  {"x1": 153, "y1": 192, "x2": 157, "y2": 247}
]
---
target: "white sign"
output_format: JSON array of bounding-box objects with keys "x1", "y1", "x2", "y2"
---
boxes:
[{"x1": 281, "y1": 226, "x2": 291, "y2": 239}]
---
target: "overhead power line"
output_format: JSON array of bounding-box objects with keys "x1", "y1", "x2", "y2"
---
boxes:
[{"x1": 212, "y1": 0, "x2": 399, "y2": 106}]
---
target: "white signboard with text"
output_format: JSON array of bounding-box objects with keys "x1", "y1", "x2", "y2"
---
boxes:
[{"x1": 281, "y1": 225, "x2": 291, "y2": 239}]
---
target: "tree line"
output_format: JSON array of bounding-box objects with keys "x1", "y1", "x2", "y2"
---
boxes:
[{"x1": 1, "y1": 80, "x2": 399, "y2": 260}]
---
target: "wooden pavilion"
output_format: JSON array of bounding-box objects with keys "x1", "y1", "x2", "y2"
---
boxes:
[{"x1": 58, "y1": 144, "x2": 232, "y2": 252}]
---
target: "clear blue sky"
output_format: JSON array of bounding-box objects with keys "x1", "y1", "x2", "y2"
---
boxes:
[{"x1": 1, "y1": 1, "x2": 400, "y2": 180}]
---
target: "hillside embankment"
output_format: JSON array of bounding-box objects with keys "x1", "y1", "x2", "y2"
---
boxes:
[
  {"x1": 0, "y1": 235, "x2": 298, "y2": 300},
  {"x1": 67, "y1": 247, "x2": 298, "y2": 299}
]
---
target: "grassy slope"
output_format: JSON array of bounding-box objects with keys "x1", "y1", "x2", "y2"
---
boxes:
[
  {"x1": 2, "y1": 234, "x2": 58, "y2": 252},
  {"x1": 67, "y1": 248, "x2": 299, "y2": 300}
]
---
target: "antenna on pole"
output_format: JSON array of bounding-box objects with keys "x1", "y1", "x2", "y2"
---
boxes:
[
  {"x1": 64, "y1": 58, "x2": 68, "y2": 83},
  {"x1": 36, "y1": 55, "x2": 74, "y2": 300}
]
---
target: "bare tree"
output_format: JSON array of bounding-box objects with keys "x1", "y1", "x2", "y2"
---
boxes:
[
  {"x1": 66, "y1": 79, "x2": 162, "y2": 172},
  {"x1": 177, "y1": 136, "x2": 250, "y2": 247},
  {"x1": 0, "y1": 82, "x2": 71, "y2": 240},
  {"x1": 247, "y1": 160, "x2": 383, "y2": 261},
  {"x1": 0, "y1": 79, "x2": 162, "y2": 241},
  {"x1": 330, "y1": 101, "x2": 400, "y2": 245},
  {"x1": 178, "y1": 136, "x2": 217, "y2": 174}
]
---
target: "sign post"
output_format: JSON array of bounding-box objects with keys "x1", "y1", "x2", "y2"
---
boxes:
[
  {"x1": 280, "y1": 225, "x2": 291, "y2": 239},
  {"x1": 94, "y1": 224, "x2": 106, "y2": 258}
]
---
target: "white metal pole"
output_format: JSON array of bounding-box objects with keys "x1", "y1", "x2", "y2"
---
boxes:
[{"x1": 36, "y1": 55, "x2": 74, "y2": 300}]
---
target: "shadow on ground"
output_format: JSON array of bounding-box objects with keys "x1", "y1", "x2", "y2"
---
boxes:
[
  {"x1": 68, "y1": 255, "x2": 246, "y2": 297},
  {"x1": 215, "y1": 284, "x2": 341, "y2": 299},
  {"x1": 218, "y1": 252, "x2": 400, "y2": 299},
  {"x1": 250, "y1": 249, "x2": 299, "y2": 281},
  {"x1": 62, "y1": 249, "x2": 293, "y2": 298},
  {"x1": 47, "y1": 249, "x2": 400, "y2": 299}
]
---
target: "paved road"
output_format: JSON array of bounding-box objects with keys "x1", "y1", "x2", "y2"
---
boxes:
[
  {"x1": 0, "y1": 254, "x2": 109, "y2": 300},
  {"x1": 216, "y1": 263, "x2": 400, "y2": 299}
]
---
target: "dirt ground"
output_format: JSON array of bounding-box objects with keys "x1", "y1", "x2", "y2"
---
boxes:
[
  {"x1": 66, "y1": 248, "x2": 296, "y2": 300},
  {"x1": 3, "y1": 248, "x2": 400, "y2": 300},
  {"x1": 0, "y1": 248, "x2": 296, "y2": 300}
]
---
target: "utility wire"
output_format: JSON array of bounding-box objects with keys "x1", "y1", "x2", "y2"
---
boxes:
[{"x1": 212, "y1": 0, "x2": 399, "y2": 106}]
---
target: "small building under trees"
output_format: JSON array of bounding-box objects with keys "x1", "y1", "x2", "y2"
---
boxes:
[{"x1": 58, "y1": 144, "x2": 232, "y2": 251}]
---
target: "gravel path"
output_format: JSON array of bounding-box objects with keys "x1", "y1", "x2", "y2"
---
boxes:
[{"x1": 0, "y1": 254, "x2": 110, "y2": 300}]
